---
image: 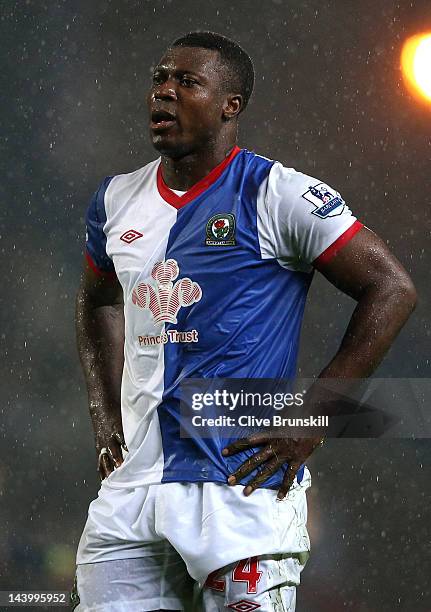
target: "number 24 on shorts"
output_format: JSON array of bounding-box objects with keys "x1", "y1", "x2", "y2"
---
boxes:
[{"x1": 205, "y1": 557, "x2": 263, "y2": 594}]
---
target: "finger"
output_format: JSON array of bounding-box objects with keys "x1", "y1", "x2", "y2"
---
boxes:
[
  {"x1": 98, "y1": 456, "x2": 111, "y2": 480},
  {"x1": 222, "y1": 438, "x2": 255, "y2": 457},
  {"x1": 98, "y1": 454, "x2": 113, "y2": 479},
  {"x1": 227, "y1": 446, "x2": 275, "y2": 485},
  {"x1": 242, "y1": 458, "x2": 282, "y2": 496},
  {"x1": 277, "y1": 462, "x2": 301, "y2": 500},
  {"x1": 114, "y1": 431, "x2": 128, "y2": 452},
  {"x1": 97, "y1": 448, "x2": 115, "y2": 480},
  {"x1": 222, "y1": 433, "x2": 269, "y2": 456},
  {"x1": 108, "y1": 440, "x2": 124, "y2": 468}
]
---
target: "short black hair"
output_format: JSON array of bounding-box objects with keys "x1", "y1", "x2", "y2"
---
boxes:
[{"x1": 171, "y1": 31, "x2": 254, "y2": 112}]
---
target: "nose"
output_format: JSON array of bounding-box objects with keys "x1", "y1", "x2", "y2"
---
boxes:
[{"x1": 152, "y1": 79, "x2": 178, "y2": 101}]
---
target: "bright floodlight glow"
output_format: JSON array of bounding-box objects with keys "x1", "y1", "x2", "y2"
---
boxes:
[
  {"x1": 413, "y1": 37, "x2": 431, "y2": 99},
  {"x1": 401, "y1": 33, "x2": 431, "y2": 103}
]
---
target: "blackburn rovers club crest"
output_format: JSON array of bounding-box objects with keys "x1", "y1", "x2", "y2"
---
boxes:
[
  {"x1": 302, "y1": 183, "x2": 345, "y2": 219},
  {"x1": 205, "y1": 213, "x2": 236, "y2": 246},
  {"x1": 132, "y1": 259, "x2": 202, "y2": 324}
]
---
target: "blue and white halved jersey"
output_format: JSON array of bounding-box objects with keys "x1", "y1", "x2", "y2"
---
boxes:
[{"x1": 85, "y1": 146, "x2": 363, "y2": 489}]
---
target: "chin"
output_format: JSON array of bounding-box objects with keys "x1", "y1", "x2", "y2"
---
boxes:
[{"x1": 151, "y1": 134, "x2": 191, "y2": 159}]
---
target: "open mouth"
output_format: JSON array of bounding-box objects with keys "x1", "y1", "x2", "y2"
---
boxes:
[{"x1": 150, "y1": 110, "x2": 177, "y2": 131}]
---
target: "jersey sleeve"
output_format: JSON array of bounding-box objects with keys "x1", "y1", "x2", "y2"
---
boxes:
[
  {"x1": 257, "y1": 162, "x2": 363, "y2": 273},
  {"x1": 85, "y1": 176, "x2": 116, "y2": 277}
]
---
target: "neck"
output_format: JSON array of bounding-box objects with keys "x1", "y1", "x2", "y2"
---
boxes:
[{"x1": 160, "y1": 136, "x2": 238, "y2": 191}]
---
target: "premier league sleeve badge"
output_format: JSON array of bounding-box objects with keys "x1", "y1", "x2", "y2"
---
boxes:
[{"x1": 302, "y1": 183, "x2": 346, "y2": 218}]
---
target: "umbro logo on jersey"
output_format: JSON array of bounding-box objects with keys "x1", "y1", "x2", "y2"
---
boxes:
[
  {"x1": 132, "y1": 259, "x2": 202, "y2": 324},
  {"x1": 120, "y1": 229, "x2": 143, "y2": 243},
  {"x1": 205, "y1": 213, "x2": 236, "y2": 246}
]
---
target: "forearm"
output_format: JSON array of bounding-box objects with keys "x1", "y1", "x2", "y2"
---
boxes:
[
  {"x1": 76, "y1": 288, "x2": 125, "y2": 437},
  {"x1": 320, "y1": 281, "x2": 417, "y2": 379},
  {"x1": 294, "y1": 281, "x2": 417, "y2": 441}
]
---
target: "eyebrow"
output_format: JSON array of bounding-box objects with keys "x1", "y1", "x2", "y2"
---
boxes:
[{"x1": 153, "y1": 66, "x2": 205, "y2": 80}]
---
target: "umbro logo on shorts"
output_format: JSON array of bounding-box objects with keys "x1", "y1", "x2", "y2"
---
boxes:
[
  {"x1": 120, "y1": 229, "x2": 143, "y2": 243},
  {"x1": 227, "y1": 600, "x2": 261, "y2": 612}
]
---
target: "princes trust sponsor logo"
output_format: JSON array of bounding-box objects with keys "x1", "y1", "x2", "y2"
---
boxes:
[
  {"x1": 132, "y1": 259, "x2": 202, "y2": 324},
  {"x1": 132, "y1": 259, "x2": 201, "y2": 346},
  {"x1": 138, "y1": 329, "x2": 199, "y2": 346}
]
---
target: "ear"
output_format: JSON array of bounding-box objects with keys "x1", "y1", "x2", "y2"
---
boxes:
[{"x1": 222, "y1": 94, "x2": 243, "y2": 120}]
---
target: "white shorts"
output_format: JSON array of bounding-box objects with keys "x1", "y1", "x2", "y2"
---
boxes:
[{"x1": 75, "y1": 470, "x2": 311, "y2": 611}]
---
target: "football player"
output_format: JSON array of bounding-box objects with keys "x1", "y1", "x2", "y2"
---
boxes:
[{"x1": 73, "y1": 32, "x2": 417, "y2": 611}]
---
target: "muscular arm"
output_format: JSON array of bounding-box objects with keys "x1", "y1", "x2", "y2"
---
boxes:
[
  {"x1": 223, "y1": 226, "x2": 417, "y2": 497},
  {"x1": 316, "y1": 226, "x2": 417, "y2": 378},
  {"x1": 76, "y1": 260, "x2": 126, "y2": 478}
]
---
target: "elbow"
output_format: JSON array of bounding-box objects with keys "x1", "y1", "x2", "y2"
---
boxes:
[
  {"x1": 390, "y1": 273, "x2": 418, "y2": 316},
  {"x1": 366, "y1": 270, "x2": 418, "y2": 319},
  {"x1": 400, "y1": 275, "x2": 417, "y2": 311}
]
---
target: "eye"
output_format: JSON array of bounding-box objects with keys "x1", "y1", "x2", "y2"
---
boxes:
[
  {"x1": 180, "y1": 77, "x2": 196, "y2": 87},
  {"x1": 152, "y1": 73, "x2": 164, "y2": 85}
]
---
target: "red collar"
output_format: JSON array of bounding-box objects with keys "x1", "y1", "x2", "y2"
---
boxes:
[{"x1": 156, "y1": 146, "x2": 241, "y2": 209}]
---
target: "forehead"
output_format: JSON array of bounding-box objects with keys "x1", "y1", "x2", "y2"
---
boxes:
[{"x1": 155, "y1": 46, "x2": 225, "y2": 79}]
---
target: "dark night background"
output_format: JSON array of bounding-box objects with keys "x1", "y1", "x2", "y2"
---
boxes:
[{"x1": 0, "y1": 1, "x2": 430, "y2": 610}]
